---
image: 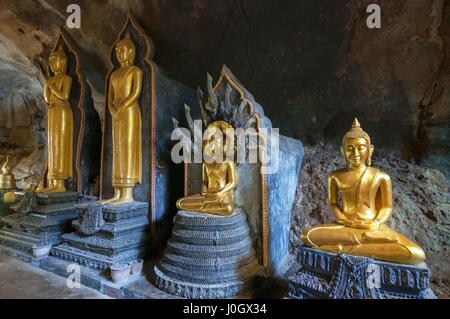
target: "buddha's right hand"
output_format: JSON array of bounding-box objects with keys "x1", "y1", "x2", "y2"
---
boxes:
[
  {"x1": 337, "y1": 218, "x2": 353, "y2": 227},
  {"x1": 202, "y1": 191, "x2": 219, "y2": 198}
]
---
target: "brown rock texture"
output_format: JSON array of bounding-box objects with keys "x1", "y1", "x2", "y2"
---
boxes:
[{"x1": 290, "y1": 146, "x2": 450, "y2": 298}]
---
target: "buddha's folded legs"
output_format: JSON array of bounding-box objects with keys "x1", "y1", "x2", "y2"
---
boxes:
[
  {"x1": 302, "y1": 224, "x2": 426, "y2": 264},
  {"x1": 108, "y1": 186, "x2": 134, "y2": 205},
  {"x1": 50, "y1": 179, "x2": 66, "y2": 193},
  {"x1": 201, "y1": 192, "x2": 234, "y2": 216}
]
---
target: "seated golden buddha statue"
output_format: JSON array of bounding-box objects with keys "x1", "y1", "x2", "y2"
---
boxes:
[
  {"x1": 176, "y1": 120, "x2": 237, "y2": 216},
  {"x1": 41, "y1": 46, "x2": 74, "y2": 193},
  {"x1": 100, "y1": 33, "x2": 143, "y2": 205},
  {"x1": 301, "y1": 118, "x2": 425, "y2": 265}
]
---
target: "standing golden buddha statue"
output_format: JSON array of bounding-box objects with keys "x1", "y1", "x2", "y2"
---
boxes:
[
  {"x1": 41, "y1": 46, "x2": 73, "y2": 193},
  {"x1": 301, "y1": 118, "x2": 425, "y2": 265},
  {"x1": 101, "y1": 33, "x2": 142, "y2": 205},
  {"x1": 176, "y1": 120, "x2": 237, "y2": 216}
]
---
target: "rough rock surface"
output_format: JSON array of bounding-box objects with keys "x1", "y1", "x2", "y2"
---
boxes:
[
  {"x1": 290, "y1": 146, "x2": 450, "y2": 298},
  {"x1": 0, "y1": 0, "x2": 449, "y2": 298}
]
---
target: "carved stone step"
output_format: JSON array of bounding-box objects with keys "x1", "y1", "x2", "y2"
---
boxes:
[{"x1": 0, "y1": 191, "x2": 83, "y2": 254}]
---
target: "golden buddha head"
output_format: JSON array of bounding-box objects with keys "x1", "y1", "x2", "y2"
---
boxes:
[
  {"x1": 116, "y1": 33, "x2": 136, "y2": 66},
  {"x1": 49, "y1": 46, "x2": 68, "y2": 75},
  {"x1": 0, "y1": 156, "x2": 15, "y2": 190},
  {"x1": 203, "y1": 120, "x2": 233, "y2": 163},
  {"x1": 341, "y1": 118, "x2": 374, "y2": 168}
]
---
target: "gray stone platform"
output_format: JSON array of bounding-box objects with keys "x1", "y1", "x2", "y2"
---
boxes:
[
  {"x1": 0, "y1": 245, "x2": 277, "y2": 299},
  {"x1": 52, "y1": 201, "x2": 150, "y2": 270},
  {"x1": 0, "y1": 191, "x2": 79, "y2": 253},
  {"x1": 288, "y1": 246, "x2": 436, "y2": 299},
  {"x1": 154, "y1": 210, "x2": 264, "y2": 298}
]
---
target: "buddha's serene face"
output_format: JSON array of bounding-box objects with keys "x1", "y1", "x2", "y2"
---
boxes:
[
  {"x1": 116, "y1": 42, "x2": 134, "y2": 66},
  {"x1": 342, "y1": 137, "x2": 372, "y2": 168},
  {"x1": 49, "y1": 55, "x2": 65, "y2": 74},
  {"x1": 204, "y1": 132, "x2": 225, "y2": 163}
]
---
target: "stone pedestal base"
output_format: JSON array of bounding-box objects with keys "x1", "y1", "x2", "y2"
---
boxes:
[
  {"x1": 153, "y1": 210, "x2": 262, "y2": 298},
  {"x1": 0, "y1": 191, "x2": 79, "y2": 252},
  {"x1": 52, "y1": 201, "x2": 150, "y2": 270},
  {"x1": 288, "y1": 246, "x2": 436, "y2": 299}
]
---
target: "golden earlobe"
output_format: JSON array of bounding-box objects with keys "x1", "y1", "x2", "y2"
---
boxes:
[{"x1": 368, "y1": 144, "x2": 374, "y2": 166}]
